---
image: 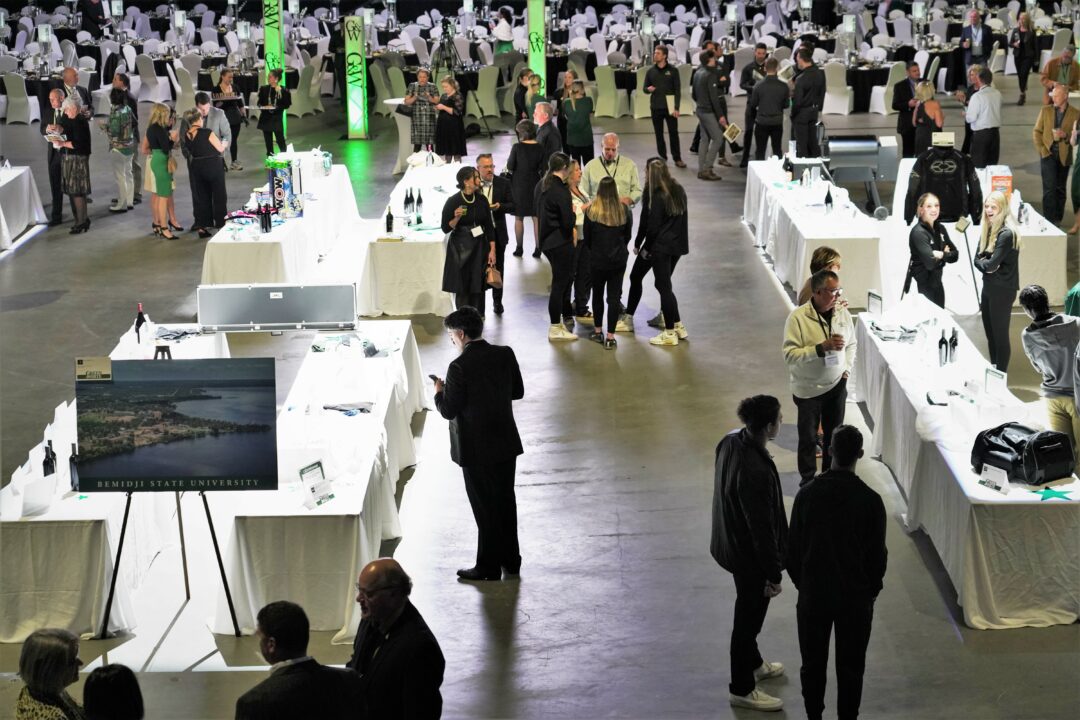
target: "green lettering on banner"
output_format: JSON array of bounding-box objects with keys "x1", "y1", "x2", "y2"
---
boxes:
[
  {"x1": 263, "y1": 0, "x2": 286, "y2": 138},
  {"x1": 344, "y1": 16, "x2": 369, "y2": 139},
  {"x1": 527, "y1": 0, "x2": 546, "y2": 93}
]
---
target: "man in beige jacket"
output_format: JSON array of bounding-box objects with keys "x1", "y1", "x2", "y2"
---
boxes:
[{"x1": 1033, "y1": 83, "x2": 1080, "y2": 224}]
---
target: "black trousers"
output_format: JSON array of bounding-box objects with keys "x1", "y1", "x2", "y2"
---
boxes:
[
  {"x1": 456, "y1": 291, "x2": 485, "y2": 316},
  {"x1": 651, "y1": 251, "x2": 681, "y2": 328},
  {"x1": 794, "y1": 378, "x2": 847, "y2": 484},
  {"x1": 228, "y1": 122, "x2": 242, "y2": 162},
  {"x1": 651, "y1": 108, "x2": 682, "y2": 162},
  {"x1": 970, "y1": 128, "x2": 1000, "y2": 168},
  {"x1": 1040, "y1": 154, "x2": 1068, "y2": 224},
  {"x1": 567, "y1": 144, "x2": 594, "y2": 165},
  {"x1": 487, "y1": 241, "x2": 506, "y2": 306},
  {"x1": 729, "y1": 572, "x2": 772, "y2": 697},
  {"x1": 798, "y1": 597, "x2": 875, "y2": 720},
  {"x1": 543, "y1": 242, "x2": 575, "y2": 324},
  {"x1": 572, "y1": 240, "x2": 592, "y2": 315},
  {"x1": 980, "y1": 283, "x2": 1017, "y2": 372},
  {"x1": 263, "y1": 127, "x2": 286, "y2": 155},
  {"x1": 754, "y1": 124, "x2": 784, "y2": 160},
  {"x1": 961, "y1": 121, "x2": 972, "y2": 154},
  {"x1": 591, "y1": 261, "x2": 626, "y2": 335},
  {"x1": 914, "y1": 274, "x2": 945, "y2": 309},
  {"x1": 189, "y1": 157, "x2": 227, "y2": 229},
  {"x1": 462, "y1": 458, "x2": 520, "y2": 574},
  {"x1": 625, "y1": 252, "x2": 653, "y2": 316},
  {"x1": 48, "y1": 147, "x2": 64, "y2": 222},
  {"x1": 1016, "y1": 56, "x2": 1034, "y2": 93},
  {"x1": 793, "y1": 119, "x2": 820, "y2": 158},
  {"x1": 898, "y1": 127, "x2": 916, "y2": 158},
  {"x1": 741, "y1": 109, "x2": 757, "y2": 166}
]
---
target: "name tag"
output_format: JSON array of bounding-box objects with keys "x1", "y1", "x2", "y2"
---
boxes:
[
  {"x1": 471, "y1": 225, "x2": 484, "y2": 237},
  {"x1": 824, "y1": 351, "x2": 842, "y2": 367}
]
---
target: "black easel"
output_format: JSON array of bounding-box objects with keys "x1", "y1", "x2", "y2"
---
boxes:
[
  {"x1": 435, "y1": 17, "x2": 502, "y2": 138},
  {"x1": 958, "y1": 225, "x2": 982, "y2": 309}
]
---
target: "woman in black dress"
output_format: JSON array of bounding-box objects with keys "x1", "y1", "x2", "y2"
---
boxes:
[
  {"x1": 257, "y1": 68, "x2": 291, "y2": 155},
  {"x1": 434, "y1": 76, "x2": 466, "y2": 163},
  {"x1": 54, "y1": 97, "x2": 92, "y2": 234},
  {"x1": 181, "y1": 108, "x2": 229, "y2": 237},
  {"x1": 907, "y1": 193, "x2": 958, "y2": 308},
  {"x1": 213, "y1": 68, "x2": 247, "y2": 170},
  {"x1": 513, "y1": 68, "x2": 533, "y2": 121},
  {"x1": 1011, "y1": 11, "x2": 1038, "y2": 105},
  {"x1": 506, "y1": 119, "x2": 546, "y2": 257},
  {"x1": 442, "y1": 166, "x2": 497, "y2": 315},
  {"x1": 912, "y1": 82, "x2": 943, "y2": 157},
  {"x1": 537, "y1": 152, "x2": 577, "y2": 341},
  {"x1": 974, "y1": 191, "x2": 1020, "y2": 372}
]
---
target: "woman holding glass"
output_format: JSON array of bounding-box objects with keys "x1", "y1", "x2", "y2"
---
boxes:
[
  {"x1": 442, "y1": 166, "x2": 497, "y2": 315},
  {"x1": 404, "y1": 67, "x2": 439, "y2": 152}
]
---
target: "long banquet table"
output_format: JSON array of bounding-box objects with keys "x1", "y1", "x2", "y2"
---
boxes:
[
  {"x1": 0, "y1": 166, "x2": 47, "y2": 250},
  {"x1": 855, "y1": 293, "x2": 1080, "y2": 629}
]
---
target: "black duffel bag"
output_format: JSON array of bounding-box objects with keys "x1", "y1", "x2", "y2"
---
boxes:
[{"x1": 971, "y1": 422, "x2": 1075, "y2": 486}]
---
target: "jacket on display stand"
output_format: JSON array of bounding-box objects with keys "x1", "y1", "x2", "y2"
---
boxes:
[{"x1": 903, "y1": 145, "x2": 984, "y2": 224}]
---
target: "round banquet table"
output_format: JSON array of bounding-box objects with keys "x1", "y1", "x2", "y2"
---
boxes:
[{"x1": 847, "y1": 64, "x2": 891, "y2": 113}]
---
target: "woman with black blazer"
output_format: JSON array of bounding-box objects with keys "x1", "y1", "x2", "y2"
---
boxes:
[
  {"x1": 974, "y1": 190, "x2": 1020, "y2": 371},
  {"x1": 1011, "y1": 11, "x2": 1038, "y2": 105},
  {"x1": 55, "y1": 97, "x2": 92, "y2": 233},
  {"x1": 627, "y1": 159, "x2": 689, "y2": 346},
  {"x1": 537, "y1": 152, "x2": 578, "y2": 341},
  {"x1": 441, "y1": 166, "x2": 497, "y2": 316},
  {"x1": 257, "y1": 68, "x2": 291, "y2": 155},
  {"x1": 907, "y1": 192, "x2": 958, "y2": 308},
  {"x1": 513, "y1": 68, "x2": 533, "y2": 121},
  {"x1": 584, "y1": 177, "x2": 631, "y2": 348}
]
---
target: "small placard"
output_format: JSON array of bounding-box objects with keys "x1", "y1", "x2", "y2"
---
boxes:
[
  {"x1": 75, "y1": 357, "x2": 113, "y2": 382},
  {"x1": 726, "y1": 4, "x2": 736, "y2": 22},
  {"x1": 300, "y1": 461, "x2": 335, "y2": 508},
  {"x1": 985, "y1": 367, "x2": 1007, "y2": 396},
  {"x1": 978, "y1": 464, "x2": 1010, "y2": 494},
  {"x1": 954, "y1": 215, "x2": 971, "y2": 232},
  {"x1": 867, "y1": 291, "x2": 883, "y2": 316},
  {"x1": 289, "y1": 0, "x2": 300, "y2": 15},
  {"x1": 931, "y1": 131, "x2": 955, "y2": 147},
  {"x1": 843, "y1": 14, "x2": 856, "y2": 34},
  {"x1": 174, "y1": 9, "x2": 186, "y2": 29},
  {"x1": 724, "y1": 122, "x2": 742, "y2": 143},
  {"x1": 111, "y1": 1, "x2": 123, "y2": 17}
]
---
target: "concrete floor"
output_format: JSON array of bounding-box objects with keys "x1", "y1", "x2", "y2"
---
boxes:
[{"x1": 1, "y1": 91, "x2": 1078, "y2": 719}]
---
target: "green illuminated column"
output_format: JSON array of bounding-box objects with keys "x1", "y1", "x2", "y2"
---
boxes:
[
  {"x1": 263, "y1": 0, "x2": 286, "y2": 138},
  {"x1": 343, "y1": 16, "x2": 369, "y2": 139},
  {"x1": 527, "y1": 0, "x2": 546, "y2": 92}
]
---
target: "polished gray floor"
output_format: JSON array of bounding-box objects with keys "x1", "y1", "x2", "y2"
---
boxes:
[{"x1": 1, "y1": 91, "x2": 1078, "y2": 719}]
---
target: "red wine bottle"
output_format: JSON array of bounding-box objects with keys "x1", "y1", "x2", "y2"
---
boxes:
[{"x1": 135, "y1": 302, "x2": 146, "y2": 342}]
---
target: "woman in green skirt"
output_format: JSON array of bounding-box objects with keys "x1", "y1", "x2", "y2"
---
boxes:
[
  {"x1": 492, "y1": 7, "x2": 514, "y2": 54},
  {"x1": 145, "y1": 103, "x2": 180, "y2": 239}
]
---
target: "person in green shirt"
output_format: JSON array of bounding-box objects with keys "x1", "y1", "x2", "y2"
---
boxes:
[
  {"x1": 103, "y1": 87, "x2": 136, "y2": 213},
  {"x1": 562, "y1": 80, "x2": 595, "y2": 165}
]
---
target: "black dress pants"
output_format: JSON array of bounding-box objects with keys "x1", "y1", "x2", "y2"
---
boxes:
[
  {"x1": 794, "y1": 378, "x2": 847, "y2": 485},
  {"x1": 689, "y1": 124, "x2": 701, "y2": 152},
  {"x1": 591, "y1": 260, "x2": 626, "y2": 335},
  {"x1": 568, "y1": 144, "x2": 594, "y2": 165},
  {"x1": 980, "y1": 283, "x2": 1017, "y2": 372},
  {"x1": 1040, "y1": 154, "x2": 1068, "y2": 224},
  {"x1": 572, "y1": 240, "x2": 592, "y2": 315},
  {"x1": 914, "y1": 274, "x2": 946, "y2": 309},
  {"x1": 793, "y1": 119, "x2": 820, "y2": 158},
  {"x1": 48, "y1": 147, "x2": 64, "y2": 222},
  {"x1": 961, "y1": 120, "x2": 972, "y2": 154},
  {"x1": 651, "y1": 108, "x2": 682, "y2": 162},
  {"x1": 741, "y1": 109, "x2": 757, "y2": 166},
  {"x1": 228, "y1": 122, "x2": 242, "y2": 162},
  {"x1": 462, "y1": 458, "x2": 520, "y2": 573},
  {"x1": 651, "y1": 251, "x2": 681, "y2": 328},
  {"x1": 190, "y1": 157, "x2": 228, "y2": 229},
  {"x1": 1017, "y1": 56, "x2": 1033, "y2": 93},
  {"x1": 754, "y1": 124, "x2": 784, "y2": 160},
  {"x1": 263, "y1": 127, "x2": 286, "y2": 155},
  {"x1": 544, "y1": 242, "x2": 575, "y2": 323},
  {"x1": 970, "y1": 128, "x2": 1000, "y2": 168},
  {"x1": 625, "y1": 252, "x2": 653, "y2": 316},
  {"x1": 729, "y1": 572, "x2": 772, "y2": 697},
  {"x1": 899, "y1": 127, "x2": 916, "y2": 158},
  {"x1": 797, "y1": 597, "x2": 875, "y2": 720}
]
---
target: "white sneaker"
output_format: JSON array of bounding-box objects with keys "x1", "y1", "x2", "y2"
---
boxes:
[
  {"x1": 614, "y1": 313, "x2": 634, "y2": 332},
  {"x1": 674, "y1": 321, "x2": 688, "y2": 339},
  {"x1": 729, "y1": 688, "x2": 784, "y2": 712},
  {"x1": 649, "y1": 329, "x2": 679, "y2": 346},
  {"x1": 646, "y1": 311, "x2": 665, "y2": 328},
  {"x1": 753, "y1": 661, "x2": 784, "y2": 681},
  {"x1": 548, "y1": 324, "x2": 578, "y2": 341},
  {"x1": 231, "y1": 162, "x2": 244, "y2": 171}
]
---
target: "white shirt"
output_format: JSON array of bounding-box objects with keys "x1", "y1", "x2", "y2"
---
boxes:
[
  {"x1": 966, "y1": 85, "x2": 1002, "y2": 131},
  {"x1": 269, "y1": 656, "x2": 313, "y2": 674},
  {"x1": 493, "y1": 18, "x2": 513, "y2": 42}
]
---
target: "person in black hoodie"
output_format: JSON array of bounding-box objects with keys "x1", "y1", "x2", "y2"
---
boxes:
[
  {"x1": 711, "y1": 395, "x2": 788, "y2": 714},
  {"x1": 537, "y1": 153, "x2": 578, "y2": 341},
  {"x1": 583, "y1": 177, "x2": 631, "y2": 348},
  {"x1": 787, "y1": 425, "x2": 887, "y2": 720},
  {"x1": 906, "y1": 193, "x2": 958, "y2": 308},
  {"x1": 974, "y1": 191, "x2": 1020, "y2": 372}
]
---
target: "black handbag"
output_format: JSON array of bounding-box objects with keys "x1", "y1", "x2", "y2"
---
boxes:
[
  {"x1": 971, "y1": 422, "x2": 1074, "y2": 486},
  {"x1": 395, "y1": 102, "x2": 414, "y2": 117}
]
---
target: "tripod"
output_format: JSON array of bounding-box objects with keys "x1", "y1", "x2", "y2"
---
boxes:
[{"x1": 433, "y1": 19, "x2": 501, "y2": 138}]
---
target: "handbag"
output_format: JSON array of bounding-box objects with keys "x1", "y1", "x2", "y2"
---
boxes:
[
  {"x1": 166, "y1": 152, "x2": 177, "y2": 174},
  {"x1": 485, "y1": 264, "x2": 503, "y2": 289},
  {"x1": 395, "y1": 102, "x2": 414, "y2": 117},
  {"x1": 971, "y1": 422, "x2": 1074, "y2": 486}
]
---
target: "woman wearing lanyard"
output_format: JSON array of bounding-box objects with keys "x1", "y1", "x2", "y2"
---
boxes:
[
  {"x1": 537, "y1": 153, "x2": 578, "y2": 341},
  {"x1": 441, "y1": 167, "x2": 497, "y2": 316},
  {"x1": 974, "y1": 191, "x2": 1020, "y2": 372}
]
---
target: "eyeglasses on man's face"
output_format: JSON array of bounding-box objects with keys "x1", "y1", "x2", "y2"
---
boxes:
[{"x1": 354, "y1": 583, "x2": 398, "y2": 600}]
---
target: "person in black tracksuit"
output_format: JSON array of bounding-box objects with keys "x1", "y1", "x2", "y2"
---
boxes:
[
  {"x1": 974, "y1": 191, "x2": 1020, "y2": 372},
  {"x1": 583, "y1": 177, "x2": 631, "y2": 348},
  {"x1": 749, "y1": 58, "x2": 789, "y2": 160},
  {"x1": 787, "y1": 425, "x2": 887, "y2": 720},
  {"x1": 907, "y1": 193, "x2": 958, "y2": 308},
  {"x1": 644, "y1": 45, "x2": 685, "y2": 166}
]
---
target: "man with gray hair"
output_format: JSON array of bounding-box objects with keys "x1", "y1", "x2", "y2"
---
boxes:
[
  {"x1": 965, "y1": 65, "x2": 1002, "y2": 168},
  {"x1": 1040, "y1": 44, "x2": 1079, "y2": 104},
  {"x1": 534, "y1": 100, "x2": 562, "y2": 169},
  {"x1": 580, "y1": 133, "x2": 642, "y2": 209},
  {"x1": 42, "y1": 89, "x2": 67, "y2": 225}
]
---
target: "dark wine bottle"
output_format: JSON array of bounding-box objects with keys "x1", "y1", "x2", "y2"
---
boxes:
[
  {"x1": 70, "y1": 442, "x2": 79, "y2": 492},
  {"x1": 135, "y1": 302, "x2": 146, "y2": 343},
  {"x1": 824, "y1": 186, "x2": 833, "y2": 212},
  {"x1": 43, "y1": 440, "x2": 56, "y2": 477},
  {"x1": 949, "y1": 328, "x2": 958, "y2": 363},
  {"x1": 415, "y1": 189, "x2": 423, "y2": 219},
  {"x1": 938, "y1": 329, "x2": 948, "y2": 367},
  {"x1": 404, "y1": 188, "x2": 413, "y2": 216},
  {"x1": 782, "y1": 155, "x2": 794, "y2": 180},
  {"x1": 385, "y1": 204, "x2": 394, "y2": 233}
]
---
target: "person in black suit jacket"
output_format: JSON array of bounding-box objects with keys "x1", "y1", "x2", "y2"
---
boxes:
[
  {"x1": 80, "y1": 0, "x2": 110, "y2": 39},
  {"x1": 534, "y1": 101, "x2": 562, "y2": 169},
  {"x1": 790, "y1": 48, "x2": 826, "y2": 158},
  {"x1": 42, "y1": 89, "x2": 67, "y2": 225},
  {"x1": 892, "y1": 63, "x2": 920, "y2": 158},
  {"x1": 60, "y1": 67, "x2": 92, "y2": 113},
  {"x1": 347, "y1": 559, "x2": 445, "y2": 719},
  {"x1": 960, "y1": 10, "x2": 994, "y2": 72},
  {"x1": 235, "y1": 601, "x2": 363, "y2": 720},
  {"x1": 477, "y1": 153, "x2": 514, "y2": 315},
  {"x1": 433, "y1": 307, "x2": 525, "y2": 580},
  {"x1": 257, "y1": 69, "x2": 292, "y2": 155}
]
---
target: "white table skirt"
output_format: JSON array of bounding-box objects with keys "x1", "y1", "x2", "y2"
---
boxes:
[
  {"x1": 0, "y1": 166, "x2": 47, "y2": 249},
  {"x1": 854, "y1": 294, "x2": 1080, "y2": 629}
]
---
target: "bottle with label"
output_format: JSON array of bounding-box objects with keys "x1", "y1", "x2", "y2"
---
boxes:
[
  {"x1": 938, "y1": 329, "x2": 948, "y2": 367},
  {"x1": 385, "y1": 204, "x2": 394, "y2": 233},
  {"x1": 404, "y1": 188, "x2": 413, "y2": 216},
  {"x1": 824, "y1": 186, "x2": 833, "y2": 213},
  {"x1": 135, "y1": 302, "x2": 146, "y2": 343},
  {"x1": 70, "y1": 443, "x2": 79, "y2": 492},
  {"x1": 948, "y1": 328, "x2": 958, "y2": 363},
  {"x1": 43, "y1": 441, "x2": 56, "y2": 477},
  {"x1": 415, "y1": 189, "x2": 423, "y2": 224}
]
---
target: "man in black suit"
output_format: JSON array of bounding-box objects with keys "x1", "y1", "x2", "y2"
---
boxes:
[
  {"x1": 477, "y1": 153, "x2": 514, "y2": 316},
  {"x1": 534, "y1": 101, "x2": 562, "y2": 169},
  {"x1": 433, "y1": 306, "x2": 525, "y2": 581},
  {"x1": 42, "y1": 89, "x2": 67, "y2": 225},
  {"x1": 791, "y1": 47, "x2": 826, "y2": 158},
  {"x1": 235, "y1": 601, "x2": 363, "y2": 720},
  {"x1": 347, "y1": 559, "x2": 445, "y2": 719},
  {"x1": 61, "y1": 67, "x2": 92, "y2": 109},
  {"x1": 892, "y1": 62, "x2": 921, "y2": 158}
]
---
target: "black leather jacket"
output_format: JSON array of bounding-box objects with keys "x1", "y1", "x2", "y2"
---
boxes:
[{"x1": 904, "y1": 146, "x2": 984, "y2": 224}]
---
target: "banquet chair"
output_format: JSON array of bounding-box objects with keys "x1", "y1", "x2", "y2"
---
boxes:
[
  {"x1": 653, "y1": 23, "x2": 671, "y2": 37},
  {"x1": 2, "y1": 72, "x2": 41, "y2": 124},
  {"x1": 570, "y1": 25, "x2": 587, "y2": 40},
  {"x1": 224, "y1": 31, "x2": 239, "y2": 54},
  {"x1": 75, "y1": 30, "x2": 93, "y2": 42},
  {"x1": 591, "y1": 32, "x2": 608, "y2": 59},
  {"x1": 926, "y1": 54, "x2": 941, "y2": 88},
  {"x1": 303, "y1": 17, "x2": 321, "y2": 37},
  {"x1": 286, "y1": 64, "x2": 316, "y2": 117},
  {"x1": 608, "y1": 50, "x2": 627, "y2": 65},
  {"x1": 773, "y1": 45, "x2": 791, "y2": 63},
  {"x1": 689, "y1": 25, "x2": 705, "y2": 48},
  {"x1": 77, "y1": 69, "x2": 93, "y2": 91},
  {"x1": 171, "y1": 65, "x2": 198, "y2": 113},
  {"x1": 78, "y1": 55, "x2": 97, "y2": 71},
  {"x1": 629, "y1": 35, "x2": 643, "y2": 63},
  {"x1": 889, "y1": 9, "x2": 905, "y2": 19},
  {"x1": 812, "y1": 47, "x2": 828, "y2": 64},
  {"x1": 192, "y1": 3, "x2": 208, "y2": 12},
  {"x1": 408, "y1": 35, "x2": 430, "y2": 65},
  {"x1": 200, "y1": 27, "x2": 218, "y2": 45},
  {"x1": 672, "y1": 36, "x2": 690, "y2": 63},
  {"x1": 631, "y1": 65, "x2": 651, "y2": 118},
  {"x1": 874, "y1": 16, "x2": 888, "y2": 35},
  {"x1": 201, "y1": 10, "x2": 216, "y2": 28},
  {"x1": 869, "y1": 60, "x2": 905, "y2": 115},
  {"x1": 711, "y1": 20, "x2": 729, "y2": 41},
  {"x1": 821, "y1": 62, "x2": 854, "y2": 115},
  {"x1": 893, "y1": 17, "x2": 913, "y2": 44},
  {"x1": 466, "y1": 65, "x2": 500, "y2": 118},
  {"x1": 862, "y1": 47, "x2": 888, "y2": 62},
  {"x1": 143, "y1": 38, "x2": 161, "y2": 54},
  {"x1": 180, "y1": 53, "x2": 202, "y2": 81},
  {"x1": 387, "y1": 66, "x2": 408, "y2": 100},
  {"x1": 731, "y1": 46, "x2": 755, "y2": 96},
  {"x1": 871, "y1": 32, "x2": 891, "y2": 48},
  {"x1": 201, "y1": 40, "x2": 220, "y2": 54},
  {"x1": 501, "y1": 60, "x2": 526, "y2": 115},
  {"x1": 671, "y1": 20, "x2": 688, "y2": 36},
  {"x1": 913, "y1": 50, "x2": 930, "y2": 78},
  {"x1": 135, "y1": 15, "x2": 154, "y2": 40},
  {"x1": 13, "y1": 29, "x2": 26, "y2": 53},
  {"x1": 569, "y1": 36, "x2": 591, "y2": 51},
  {"x1": 61, "y1": 39, "x2": 78, "y2": 68},
  {"x1": 593, "y1": 65, "x2": 629, "y2": 117},
  {"x1": 369, "y1": 61, "x2": 393, "y2": 116},
  {"x1": 677, "y1": 63, "x2": 694, "y2": 113},
  {"x1": 453, "y1": 35, "x2": 472, "y2": 63},
  {"x1": 928, "y1": 18, "x2": 948, "y2": 39},
  {"x1": 135, "y1": 54, "x2": 170, "y2": 103},
  {"x1": 0, "y1": 56, "x2": 17, "y2": 73}
]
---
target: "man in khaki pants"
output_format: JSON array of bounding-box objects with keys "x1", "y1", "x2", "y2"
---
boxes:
[{"x1": 1019, "y1": 284, "x2": 1080, "y2": 475}]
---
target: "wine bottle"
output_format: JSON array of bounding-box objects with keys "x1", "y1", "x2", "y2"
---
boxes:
[
  {"x1": 385, "y1": 204, "x2": 394, "y2": 233},
  {"x1": 135, "y1": 302, "x2": 146, "y2": 343},
  {"x1": 43, "y1": 441, "x2": 56, "y2": 477},
  {"x1": 948, "y1": 328, "x2": 958, "y2": 363},
  {"x1": 938, "y1": 329, "x2": 948, "y2": 367},
  {"x1": 824, "y1": 186, "x2": 833, "y2": 213},
  {"x1": 70, "y1": 442, "x2": 80, "y2": 492},
  {"x1": 782, "y1": 155, "x2": 794, "y2": 181},
  {"x1": 404, "y1": 188, "x2": 413, "y2": 216},
  {"x1": 415, "y1": 189, "x2": 423, "y2": 221}
]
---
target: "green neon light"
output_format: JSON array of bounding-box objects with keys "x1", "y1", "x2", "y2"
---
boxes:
[
  {"x1": 527, "y1": 0, "x2": 546, "y2": 92},
  {"x1": 262, "y1": 0, "x2": 286, "y2": 139},
  {"x1": 344, "y1": 16, "x2": 369, "y2": 139}
]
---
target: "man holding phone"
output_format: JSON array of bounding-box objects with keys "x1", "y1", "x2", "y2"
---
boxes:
[
  {"x1": 782, "y1": 270, "x2": 858, "y2": 487},
  {"x1": 432, "y1": 307, "x2": 525, "y2": 581}
]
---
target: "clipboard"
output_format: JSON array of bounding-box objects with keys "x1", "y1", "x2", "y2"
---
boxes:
[
  {"x1": 666, "y1": 95, "x2": 676, "y2": 114},
  {"x1": 724, "y1": 123, "x2": 742, "y2": 143}
]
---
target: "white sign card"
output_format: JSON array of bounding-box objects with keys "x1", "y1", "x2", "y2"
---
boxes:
[
  {"x1": 110, "y1": 1, "x2": 123, "y2": 17},
  {"x1": 800, "y1": 0, "x2": 812, "y2": 10},
  {"x1": 38, "y1": 24, "x2": 53, "y2": 44},
  {"x1": 867, "y1": 291, "x2": 883, "y2": 316},
  {"x1": 984, "y1": 367, "x2": 1007, "y2": 396},
  {"x1": 634, "y1": 0, "x2": 644, "y2": 11},
  {"x1": 726, "y1": 4, "x2": 736, "y2": 22},
  {"x1": 289, "y1": 0, "x2": 300, "y2": 14},
  {"x1": 642, "y1": 15, "x2": 655, "y2": 34},
  {"x1": 300, "y1": 461, "x2": 335, "y2": 508},
  {"x1": 464, "y1": 0, "x2": 475, "y2": 14},
  {"x1": 978, "y1": 464, "x2": 1010, "y2": 494},
  {"x1": 843, "y1": 14, "x2": 856, "y2": 34},
  {"x1": 174, "y1": 9, "x2": 186, "y2": 29},
  {"x1": 237, "y1": 20, "x2": 250, "y2": 40},
  {"x1": 912, "y1": 2, "x2": 926, "y2": 21}
]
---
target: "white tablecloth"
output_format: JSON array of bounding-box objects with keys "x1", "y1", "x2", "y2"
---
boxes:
[
  {"x1": 0, "y1": 166, "x2": 47, "y2": 249},
  {"x1": 200, "y1": 164, "x2": 359, "y2": 285},
  {"x1": 855, "y1": 294, "x2": 1080, "y2": 629}
]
